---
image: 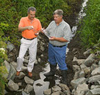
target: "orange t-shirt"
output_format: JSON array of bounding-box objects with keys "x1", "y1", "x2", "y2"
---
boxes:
[{"x1": 18, "y1": 17, "x2": 42, "y2": 39}]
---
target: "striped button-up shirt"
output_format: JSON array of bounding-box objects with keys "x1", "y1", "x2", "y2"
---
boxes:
[{"x1": 45, "y1": 20, "x2": 72, "y2": 46}]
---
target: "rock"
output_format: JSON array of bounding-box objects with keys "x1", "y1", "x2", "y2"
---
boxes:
[
  {"x1": 91, "y1": 85, "x2": 100, "y2": 89},
  {"x1": 8, "y1": 52, "x2": 14, "y2": 57},
  {"x1": 91, "y1": 67, "x2": 100, "y2": 76},
  {"x1": 74, "y1": 71, "x2": 79, "y2": 79},
  {"x1": 8, "y1": 80, "x2": 19, "y2": 91},
  {"x1": 24, "y1": 56, "x2": 29, "y2": 60},
  {"x1": 91, "y1": 64, "x2": 98, "y2": 71},
  {"x1": 98, "y1": 61, "x2": 100, "y2": 66},
  {"x1": 79, "y1": 70, "x2": 85, "y2": 78},
  {"x1": 58, "y1": 83, "x2": 70, "y2": 95},
  {"x1": 24, "y1": 76, "x2": 34, "y2": 84},
  {"x1": 40, "y1": 45, "x2": 45, "y2": 51},
  {"x1": 17, "y1": 72, "x2": 25, "y2": 79},
  {"x1": 7, "y1": 64, "x2": 16, "y2": 80},
  {"x1": 10, "y1": 61, "x2": 17, "y2": 69},
  {"x1": 7, "y1": 41, "x2": 15, "y2": 51},
  {"x1": 22, "y1": 91, "x2": 30, "y2": 95},
  {"x1": 52, "y1": 85, "x2": 61, "y2": 92},
  {"x1": 21, "y1": 66, "x2": 27, "y2": 71},
  {"x1": 17, "y1": 82, "x2": 22, "y2": 86},
  {"x1": 83, "y1": 49, "x2": 91, "y2": 56},
  {"x1": 88, "y1": 75, "x2": 100, "y2": 83},
  {"x1": 97, "y1": 81, "x2": 100, "y2": 85},
  {"x1": 24, "y1": 59, "x2": 29, "y2": 63},
  {"x1": 73, "y1": 65, "x2": 80, "y2": 72},
  {"x1": 4, "y1": 60, "x2": 10, "y2": 78},
  {"x1": 71, "y1": 77, "x2": 86, "y2": 88},
  {"x1": 83, "y1": 67, "x2": 91, "y2": 75},
  {"x1": 38, "y1": 58, "x2": 41, "y2": 63},
  {"x1": 74, "y1": 83, "x2": 89, "y2": 95},
  {"x1": 96, "y1": 51, "x2": 100, "y2": 55},
  {"x1": 43, "y1": 89, "x2": 52, "y2": 95},
  {"x1": 40, "y1": 54, "x2": 44, "y2": 57},
  {"x1": 73, "y1": 57, "x2": 85, "y2": 65},
  {"x1": 80, "y1": 64, "x2": 87, "y2": 69},
  {"x1": 51, "y1": 91, "x2": 62, "y2": 95},
  {"x1": 84, "y1": 54, "x2": 95, "y2": 67},
  {"x1": 24, "y1": 84, "x2": 33, "y2": 93},
  {"x1": 86, "y1": 88, "x2": 100, "y2": 95}
]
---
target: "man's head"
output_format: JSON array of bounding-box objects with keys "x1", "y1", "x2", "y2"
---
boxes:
[
  {"x1": 53, "y1": 9, "x2": 63, "y2": 24},
  {"x1": 28, "y1": 7, "x2": 36, "y2": 20}
]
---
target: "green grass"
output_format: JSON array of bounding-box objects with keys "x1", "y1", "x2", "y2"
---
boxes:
[{"x1": 78, "y1": 0, "x2": 100, "y2": 49}]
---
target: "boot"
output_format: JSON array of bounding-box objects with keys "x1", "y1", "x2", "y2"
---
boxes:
[
  {"x1": 44, "y1": 64, "x2": 56, "y2": 77},
  {"x1": 61, "y1": 70, "x2": 67, "y2": 85}
]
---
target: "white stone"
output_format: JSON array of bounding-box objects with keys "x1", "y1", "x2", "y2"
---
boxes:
[
  {"x1": 84, "y1": 54, "x2": 95, "y2": 66},
  {"x1": 17, "y1": 72, "x2": 25, "y2": 79},
  {"x1": 24, "y1": 84, "x2": 33, "y2": 93},
  {"x1": 86, "y1": 88, "x2": 100, "y2": 95},
  {"x1": 24, "y1": 76, "x2": 34, "y2": 84},
  {"x1": 43, "y1": 89, "x2": 51, "y2": 95},
  {"x1": 83, "y1": 49, "x2": 91, "y2": 56},
  {"x1": 79, "y1": 70, "x2": 85, "y2": 78},
  {"x1": 71, "y1": 77, "x2": 86, "y2": 88},
  {"x1": 51, "y1": 91, "x2": 62, "y2": 95},
  {"x1": 73, "y1": 65, "x2": 80, "y2": 72},
  {"x1": 74, "y1": 83, "x2": 89, "y2": 95},
  {"x1": 73, "y1": 57, "x2": 85, "y2": 65},
  {"x1": 52, "y1": 85, "x2": 61, "y2": 92},
  {"x1": 8, "y1": 80, "x2": 19, "y2": 91},
  {"x1": 88, "y1": 75, "x2": 100, "y2": 83},
  {"x1": 59, "y1": 83, "x2": 70, "y2": 95},
  {"x1": 91, "y1": 67, "x2": 100, "y2": 75}
]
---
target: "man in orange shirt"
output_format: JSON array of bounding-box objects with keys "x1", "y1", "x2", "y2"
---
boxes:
[{"x1": 16, "y1": 7, "x2": 42, "y2": 77}]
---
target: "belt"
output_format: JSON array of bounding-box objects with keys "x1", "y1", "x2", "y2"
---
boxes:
[
  {"x1": 52, "y1": 44, "x2": 66, "y2": 48},
  {"x1": 23, "y1": 37, "x2": 36, "y2": 40}
]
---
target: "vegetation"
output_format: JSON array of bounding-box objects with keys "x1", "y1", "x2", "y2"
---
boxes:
[
  {"x1": 0, "y1": 0, "x2": 71, "y2": 45},
  {"x1": 78, "y1": 0, "x2": 100, "y2": 50},
  {"x1": 0, "y1": 40, "x2": 8, "y2": 95}
]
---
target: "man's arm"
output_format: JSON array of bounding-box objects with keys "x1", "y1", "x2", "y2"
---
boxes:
[
  {"x1": 18, "y1": 26, "x2": 34, "y2": 32},
  {"x1": 49, "y1": 37, "x2": 68, "y2": 42}
]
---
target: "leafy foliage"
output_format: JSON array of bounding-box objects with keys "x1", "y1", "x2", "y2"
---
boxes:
[
  {"x1": 0, "y1": 40, "x2": 7, "y2": 95},
  {"x1": 78, "y1": 0, "x2": 100, "y2": 49},
  {"x1": 0, "y1": 66, "x2": 7, "y2": 95}
]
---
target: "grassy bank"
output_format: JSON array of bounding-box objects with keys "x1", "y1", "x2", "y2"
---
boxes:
[{"x1": 78, "y1": 0, "x2": 100, "y2": 49}]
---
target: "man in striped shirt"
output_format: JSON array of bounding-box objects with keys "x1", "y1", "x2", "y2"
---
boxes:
[{"x1": 43, "y1": 9, "x2": 72, "y2": 85}]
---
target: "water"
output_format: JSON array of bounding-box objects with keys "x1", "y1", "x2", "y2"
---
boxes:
[
  {"x1": 33, "y1": 63, "x2": 60, "y2": 95},
  {"x1": 71, "y1": 0, "x2": 89, "y2": 37}
]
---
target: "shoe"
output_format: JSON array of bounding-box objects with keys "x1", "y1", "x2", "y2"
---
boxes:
[
  {"x1": 16, "y1": 71, "x2": 20, "y2": 76},
  {"x1": 28, "y1": 72, "x2": 32, "y2": 77}
]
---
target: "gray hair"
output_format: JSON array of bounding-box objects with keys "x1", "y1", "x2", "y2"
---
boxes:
[
  {"x1": 27, "y1": 7, "x2": 36, "y2": 13},
  {"x1": 53, "y1": 9, "x2": 63, "y2": 16}
]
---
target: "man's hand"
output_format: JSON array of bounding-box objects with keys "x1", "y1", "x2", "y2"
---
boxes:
[
  {"x1": 18, "y1": 26, "x2": 34, "y2": 31},
  {"x1": 49, "y1": 36, "x2": 68, "y2": 42},
  {"x1": 27, "y1": 26, "x2": 34, "y2": 30},
  {"x1": 49, "y1": 37, "x2": 56, "y2": 40},
  {"x1": 40, "y1": 28, "x2": 45, "y2": 33}
]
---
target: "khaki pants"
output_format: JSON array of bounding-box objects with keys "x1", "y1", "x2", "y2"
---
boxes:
[{"x1": 17, "y1": 38, "x2": 37, "y2": 72}]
